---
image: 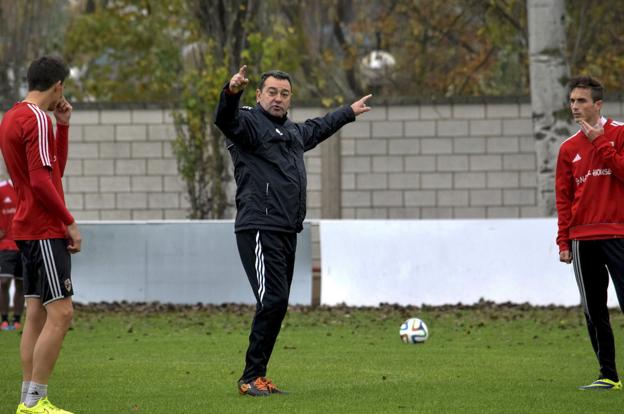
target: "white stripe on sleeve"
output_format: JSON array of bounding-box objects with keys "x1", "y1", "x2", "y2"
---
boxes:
[{"x1": 26, "y1": 104, "x2": 51, "y2": 167}]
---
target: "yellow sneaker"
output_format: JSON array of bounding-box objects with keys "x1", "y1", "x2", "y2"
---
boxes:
[
  {"x1": 16, "y1": 397, "x2": 73, "y2": 413},
  {"x1": 578, "y1": 378, "x2": 622, "y2": 391}
]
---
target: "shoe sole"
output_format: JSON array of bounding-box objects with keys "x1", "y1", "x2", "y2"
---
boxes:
[
  {"x1": 238, "y1": 384, "x2": 269, "y2": 397},
  {"x1": 578, "y1": 386, "x2": 621, "y2": 391},
  {"x1": 239, "y1": 390, "x2": 270, "y2": 397}
]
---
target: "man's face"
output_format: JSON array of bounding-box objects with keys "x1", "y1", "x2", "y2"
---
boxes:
[
  {"x1": 256, "y1": 77, "x2": 292, "y2": 118},
  {"x1": 47, "y1": 81, "x2": 64, "y2": 111},
  {"x1": 570, "y1": 87, "x2": 602, "y2": 124}
]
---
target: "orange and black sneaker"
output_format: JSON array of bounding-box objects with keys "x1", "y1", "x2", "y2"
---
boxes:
[
  {"x1": 261, "y1": 377, "x2": 288, "y2": 394},
  {"x1": 238, "y1": 377, "x2": 270, "y2": 397}
]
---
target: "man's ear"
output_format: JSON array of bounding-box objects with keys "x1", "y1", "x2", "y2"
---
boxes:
[{"x1": 256, "y1": 89, "x2": 261, "y2": 102}]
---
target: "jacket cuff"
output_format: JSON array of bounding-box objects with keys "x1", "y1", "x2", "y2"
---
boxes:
[
  {"x1": 558, "y1": 240, "x2": 571, "y2": 253},
  {"x1": 223, "y1": 82, "x2": 243, "y2": 97},
  {"x1": 344, "y1": 105, "x2": 356, "y2": 122}
]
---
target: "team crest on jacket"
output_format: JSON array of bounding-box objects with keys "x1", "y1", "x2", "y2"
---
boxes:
[{"x1": 64, "y1": 279, "x2": 72, "y2": 292}]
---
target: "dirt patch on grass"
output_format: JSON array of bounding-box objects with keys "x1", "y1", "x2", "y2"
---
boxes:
[{"x1": 73, "y1": 299, "x2": 583, "y2": 315}]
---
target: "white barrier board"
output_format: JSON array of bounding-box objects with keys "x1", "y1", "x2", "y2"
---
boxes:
[
  {"x1": 320, "y1": 219, "x2": 620, "y2": 307},
  {"x1": 72, "y1": 221, "x2": 312, "y2": 305}
]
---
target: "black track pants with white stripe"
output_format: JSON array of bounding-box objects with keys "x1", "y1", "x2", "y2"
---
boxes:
[
  {"x1": 572, "y1": 239, "x2": 624, "y2": 382},
  {"x1": 236, "y1": 230, "x2": 297, "y2": 382}
]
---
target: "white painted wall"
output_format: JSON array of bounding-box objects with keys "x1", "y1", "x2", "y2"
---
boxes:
[{"x1": 320, "y1": 219, "x2": 620, "y2": 307}]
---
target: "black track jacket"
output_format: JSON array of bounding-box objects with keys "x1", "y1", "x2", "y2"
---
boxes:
[{"x1": 215, "y1": 86, "x2": 356, "y2": 233}]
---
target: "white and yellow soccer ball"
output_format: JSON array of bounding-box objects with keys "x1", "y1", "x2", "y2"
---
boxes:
[{"x1": 399, "y1": 317, "x2": 429, "y2": 344}]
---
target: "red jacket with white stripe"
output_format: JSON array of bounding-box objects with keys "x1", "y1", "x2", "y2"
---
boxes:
[
  {"x1": 0, "y1": 102, "x2": 72, "y2": 240},
  {"x1": 556, "y1": 117, "x2": 624, "y2": 252}
]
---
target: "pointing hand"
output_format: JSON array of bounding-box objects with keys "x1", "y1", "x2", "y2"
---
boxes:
[
  {"x1": 351, "y1": 94, "x2": 372, "y2": 116},
  {"x1": 229, "y1": 65, "x2": 249, "y2": 94}
]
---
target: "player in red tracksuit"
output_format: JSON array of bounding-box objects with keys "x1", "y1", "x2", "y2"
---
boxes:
[
  {"x1": 0, "y1": 56, "x2": 82, "y2": 413},
  {"x1": 556, "y1": 76, "x2": 624, "y2": 391},
  {"x1": 0, "y1": 179, "x2": 24, "y2": 331}
]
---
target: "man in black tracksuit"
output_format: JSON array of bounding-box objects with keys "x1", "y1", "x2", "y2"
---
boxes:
[{"x1": 215, "y1": 66, "x2": 371, "y2": 396}]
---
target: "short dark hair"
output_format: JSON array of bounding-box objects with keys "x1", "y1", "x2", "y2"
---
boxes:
[
  {"x1": 569, "y1": 76, "x2": 603, "y2": 102},
  {"x1": 27, "y1": 55, "x2": 69, "y2": 92},
  {"x1": 258, "y1": 70, "x2": 292, "y2": 91}
]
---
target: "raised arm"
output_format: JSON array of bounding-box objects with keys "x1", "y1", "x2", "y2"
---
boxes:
[
  {"x1": 580, "y1": 120, "x2": 624, "y2": 180},
  {"x1": 54, "y1": 97, "x2": 72, "y2": 176},
  {"x1": 214, "y1": 65, "x2": 258, "y2": 148}
]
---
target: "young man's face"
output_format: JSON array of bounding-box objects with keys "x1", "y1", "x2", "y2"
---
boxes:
[
  {"x1": 570, "y1": 87, "x2": 602, "y2": 124},
  {"x1": 256, "y1": 76, "x2": 292, "y2": 118}
]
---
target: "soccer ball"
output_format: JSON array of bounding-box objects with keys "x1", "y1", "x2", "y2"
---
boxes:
[{"x1": 399, "y1": 318, "x2": 429, "y2": 344}]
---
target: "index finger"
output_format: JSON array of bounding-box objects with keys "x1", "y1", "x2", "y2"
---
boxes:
[
  {"x1": 239, "y1": 65, "x2": 247, "y2": 77},
  {"x1": 360, "y1": 94, "x2": 373, "y2": 103}
]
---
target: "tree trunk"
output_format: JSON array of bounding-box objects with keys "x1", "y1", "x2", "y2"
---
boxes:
[{"x1": 527, "y1": 0, "x2": 571, "y2": 216}]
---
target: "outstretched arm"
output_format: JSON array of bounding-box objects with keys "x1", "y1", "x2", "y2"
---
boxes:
[
  {"x1": 299, "y1": 94, "x2": 373, "y2": 151},
  {"x1": 214, "y1": 65, "x2": 257, "y2": 148}
]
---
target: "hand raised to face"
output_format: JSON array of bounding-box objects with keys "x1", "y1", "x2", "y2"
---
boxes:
[
  {"x1": 578, "y1": 119, "x2": 604, "y2": 142},
  {"x1": 53, "y1": 96, "x2": 73, "y2": 125}
]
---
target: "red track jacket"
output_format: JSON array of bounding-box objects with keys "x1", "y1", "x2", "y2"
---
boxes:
[{"x1": 556, "y1": 117, "x2": 624, "y2": 252}]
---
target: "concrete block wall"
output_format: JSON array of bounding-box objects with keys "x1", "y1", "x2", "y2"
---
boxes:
[
  {"x1": 63, "y1": 109, "x2": 187, "y2": 220},
  {"x1": 0, "y1": 108, "x2": 187, "y2": 220},
  {"x1": 1, "y1": 100, "x2": 622, "y2": 223},
  {"x1": 335, "y1": 101, "x2": 542, "y2": 219}
]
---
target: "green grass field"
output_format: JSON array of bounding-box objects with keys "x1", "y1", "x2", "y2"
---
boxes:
[{"x1": 1, "y1": 302, "x2": 622, "y2": 413}]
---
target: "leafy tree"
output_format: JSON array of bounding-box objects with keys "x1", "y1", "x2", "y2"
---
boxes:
[
  {"x1": 63, "y1": 0, "x2": 305, "y2": 219},
  {"x1": 357, "y1": 0, "x2": 529, "y2": 97},
  {"x1": 0, "y1": 0, "x2": 67, "y2": 107},
  {"x1": 171, "y1": 45, "x2": 231, "y2": 219},
  {"x1": 63, "y1": 0, "x2": 187, "y2": 102},
  {"x1": 566, "y1": 0, "x2": 624, "y2": 93},
  {"x1": 59, "y1": 0, "x2": 624, "y2": 219},
  {"x1": 171, "y1": 0, "x2": 303, "y2": 219}
]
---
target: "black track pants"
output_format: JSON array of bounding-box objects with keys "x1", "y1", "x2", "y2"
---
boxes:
[
  {"x1": 236, "y1": 230, "x2": 297, "y2": 382},
  {"x1": 572, "y1": 239, "x2": 624, "y2": 382}
]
